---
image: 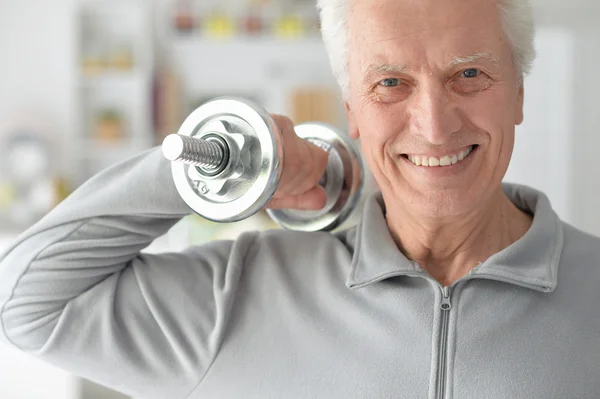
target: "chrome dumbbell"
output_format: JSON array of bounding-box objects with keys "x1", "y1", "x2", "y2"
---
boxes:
[{"x1": 162, "y1": 97, "x2": 363, "y2": 232}]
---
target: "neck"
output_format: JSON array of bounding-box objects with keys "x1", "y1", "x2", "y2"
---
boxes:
[{"x1": 385, "y1": 186, "x2": 533, "y2": 287}]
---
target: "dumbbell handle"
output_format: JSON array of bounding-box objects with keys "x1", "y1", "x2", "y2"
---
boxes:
[
  {"x1": 163, "y1": 132, "x2": 329, "y2": 186},
  {"x1": 162, "y1": 134, "x2": 227, "y2": 171}
]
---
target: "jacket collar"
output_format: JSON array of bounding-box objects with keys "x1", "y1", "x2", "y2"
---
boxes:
[{"x1": 346, "y1": 183, "x2": 563, "y2": 293}]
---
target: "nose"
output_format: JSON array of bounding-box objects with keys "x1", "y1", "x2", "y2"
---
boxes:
[{"x1": 408, "y1": 81, "x2": 462, "y2": 145}]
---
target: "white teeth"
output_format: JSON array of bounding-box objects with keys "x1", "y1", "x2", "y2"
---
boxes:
[{"x1": 406, "y1": 145, "x2": 475, "y2": 167}]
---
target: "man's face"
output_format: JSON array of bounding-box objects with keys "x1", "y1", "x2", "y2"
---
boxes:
[{"x1": 345, "y1": 0, "x2": 524, "y2": 217}]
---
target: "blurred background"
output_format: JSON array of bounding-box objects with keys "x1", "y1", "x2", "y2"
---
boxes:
[{"x1": 0, "y1": 0, "x2": 598, "y2": 397}]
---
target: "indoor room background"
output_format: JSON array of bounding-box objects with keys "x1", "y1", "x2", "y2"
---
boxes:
[{"x1": 0, "y1": 0, "x2": 599, "y2": 397}]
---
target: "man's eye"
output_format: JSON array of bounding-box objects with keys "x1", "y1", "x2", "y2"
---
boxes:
[
  {"x1": 461, "y1": 69, "x2": 480, "y2": 78},
  {"x1": 380, "y1": 78, "x2": 399, "y2": 87}
]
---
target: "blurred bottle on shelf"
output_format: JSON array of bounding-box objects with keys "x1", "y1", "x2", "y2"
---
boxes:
[
  {"x1": 81, "y1": 40, "x2": 136, "y2": 75},
  {"x1": 204, "y1": 10, "x2": 236, "y2": 38},
  {"x1": 273, "y1": 13, "x2": 305, "y2": 38},
  {"x1": 271, "y1": 0, "x2": 320, "y2": 39},
  {"x1": 174, "y1": 0, "x2": 196, "y2": 34},
  {"x1": 242, "y1": 9, "x2": 264, "y2": 36},
  {"x1": 240, "y1": 0, "x2": 272, "y2": 37},
  {"x1": 168, "y1": 0, "x2": 322, "y2": 40},
  {"x1": 81, "y1": 42, "x2": 107, "y2": 76},
  {"x1": 94, "y1": 109, "x2": 125, "y2": 142},
  {"x1": 107, "y1": 44, "x2": 135, "y2": 71}
]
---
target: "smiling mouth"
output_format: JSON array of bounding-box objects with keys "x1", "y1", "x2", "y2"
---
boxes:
[{"x1": 402, "y1": 145, "x2": 478, "y2": 167}]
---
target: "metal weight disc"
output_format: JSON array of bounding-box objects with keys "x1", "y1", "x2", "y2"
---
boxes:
[
  {"x1": 267, "y1": 122, "x2": 364, "y2": 232},
  {"x1": 170, "y1": 97, "x2": 284, "y2": 222}
]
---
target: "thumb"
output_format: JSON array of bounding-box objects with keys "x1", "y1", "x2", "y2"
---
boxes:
[{"x1": 303, "y1": 139, "x2": 329, "y2": 188}]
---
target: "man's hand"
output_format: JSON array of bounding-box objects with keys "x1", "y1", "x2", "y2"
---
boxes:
[{"x1": 264, "y1": 114, "x2": 329, "y2": 211}]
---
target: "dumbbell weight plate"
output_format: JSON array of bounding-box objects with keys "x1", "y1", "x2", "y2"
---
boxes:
[
  {"x1": 170, "y1": 97, "x2": 284, "y2": 222},
  {"x1": 267, "y1": 122, "x2": 364, "y2": 232}
]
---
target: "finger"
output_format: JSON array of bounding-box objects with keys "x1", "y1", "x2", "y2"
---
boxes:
[
  {"x1": 271, "y1": 114, "x2": 319, "y2": 195},
  {"x1": 270, "y1": 114, "x2": 296, "y2": 139},
  {"x1": 304, "y1": 140, "x2": 329, "y2": 188},
  {"x1": 269, "y1": 114, "x2": 308, "y2": 194},
  {"x1": 277, "y1": 136, "x2": 329, "y2": 197},
  {"x1": 269, "y1": 114, "x2": 329, "y2": 197},
  {"x1": 289, "y1": 140, "x2": 328, "y2": 195},
  {"x1": 266, "y1": 185, "x2": 327, "y2": 210}
]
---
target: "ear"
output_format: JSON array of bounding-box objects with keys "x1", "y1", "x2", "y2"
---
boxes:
[
  {"x1": 515, "y1": 84, "x2": 524, "y2": 125},
  {"x1": 344, "y1": 101, "x2": 360, "y2": 139}
]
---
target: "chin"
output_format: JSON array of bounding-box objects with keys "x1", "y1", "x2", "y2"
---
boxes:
[{"x1": 423, "y1": 194, "x2": 473, "y2": 218}]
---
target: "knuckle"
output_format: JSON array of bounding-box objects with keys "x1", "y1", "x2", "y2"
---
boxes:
[{"x1": 270, "y1": 114, "x2": 294, "y2": 134}]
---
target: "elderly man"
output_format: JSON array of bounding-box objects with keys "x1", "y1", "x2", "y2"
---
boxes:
[{"x1": 1, "y1": 0, "x2": 599, "y2": 398}]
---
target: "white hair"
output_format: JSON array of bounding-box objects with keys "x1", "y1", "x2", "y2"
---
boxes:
[{"x1": 317, "y1": 0, "x2": 537, "y2": 99}]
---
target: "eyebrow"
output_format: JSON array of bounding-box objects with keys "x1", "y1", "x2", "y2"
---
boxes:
[
  {"x1": 446, "y1": 51, "x2": 500, "y2": 68},
  {"x1": 362, "y1": 51, "x2": 500, "y2": 86},
  {"x1": 362, "y1": 63, "x2": 407, "y2": 86}
]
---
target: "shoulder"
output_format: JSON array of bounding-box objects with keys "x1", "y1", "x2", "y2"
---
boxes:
[
  {"x1": 213, "y1": 227, "x2": 358, "y2": 286},
  {"x1": 557, "y1": 222, "x2": 600, "y2": 293},
  {"x1": 246, "y1": 226, "x2": 357, "y2": 261},
  {"x1": 561, "y1": 222, "x2": 600, "y2": 263},
  {"x1": 180, "y1": 225, "x2": 358, "y2": 270}
]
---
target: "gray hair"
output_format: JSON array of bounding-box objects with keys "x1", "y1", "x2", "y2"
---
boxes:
[{"x1": 316, "y1": 0, "x2": 537, "y2": 99}]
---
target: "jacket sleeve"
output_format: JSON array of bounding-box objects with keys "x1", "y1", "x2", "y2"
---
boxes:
[{"x1": 0, "y1": 147, "x2": 249, "y2": 399}]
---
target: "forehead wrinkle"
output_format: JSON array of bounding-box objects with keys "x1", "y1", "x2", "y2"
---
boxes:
[{"x1": 365, "y1": 23, "x2": 489, "y2": 46}]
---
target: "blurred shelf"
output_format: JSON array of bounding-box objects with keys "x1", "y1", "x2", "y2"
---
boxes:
[
  {"x1": 72, "y1": 0, "x2": 154, "y2": 192},
  {"x1": 168, "y1": 35, "x2": 338, "y2": 112},
  {"x1": 171, "y1": 35, "x2": 327, "y2": 57},
  {"x1": 79, "y1": 71, "x2": 147, "y2": 87},
  {"x1": 171, "y1": 34, "x2": 324, "y2": 43}
]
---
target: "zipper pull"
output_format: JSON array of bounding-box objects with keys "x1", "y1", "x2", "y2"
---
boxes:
[{"x1": 440, "y1": 286, "x2": 452, "y2": 311}]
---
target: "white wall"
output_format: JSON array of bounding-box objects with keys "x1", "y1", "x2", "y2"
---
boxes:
[
  {"x1": 504, "y1": 28, "x2": 574, "y2": 223},
  {"x1": 0, "y1": 342, "x2": 79, "y2": 399},
  {"x1": 532, "y1": 0, "x2": 600, "y2": 13},
  {"x1": 532, "y1": 7, "x2": 600, "y2": 236},
  {"x1": 0, "y1": 2, "x2": 82, "y2": 398},
  {"x1": 0, "y1": 0, "x2": 77, "y2": 175},
  {"x1": 568, "y1": 22, "x2": 600, "y2": 237}
]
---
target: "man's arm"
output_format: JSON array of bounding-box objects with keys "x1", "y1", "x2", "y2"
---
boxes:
[{"x1": 0, "y1": 147, "x2": 250, "y2": 398}]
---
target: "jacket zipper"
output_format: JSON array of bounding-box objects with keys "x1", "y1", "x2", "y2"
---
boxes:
[
  {"x1": 437, "y1": 286, "x2": 452, "y2": 399},
  {"x1": 424, "y1": 269, "x2": 547, "y2": 399}
]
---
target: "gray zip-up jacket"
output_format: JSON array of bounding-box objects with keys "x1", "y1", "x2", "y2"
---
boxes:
[{"x1": 0, "y1": 147, "x2": 599, "y2": 399}]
